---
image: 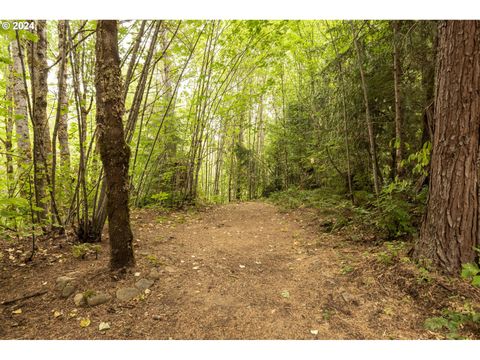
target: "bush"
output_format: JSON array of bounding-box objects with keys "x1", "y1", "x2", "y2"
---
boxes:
[
  {"x1": 461, "y1": 259, "x2": 480, "y2": 287},
  {"x1": 72, "y1": 244, "x2": 101, "y2": 259},
  {"x1": 423, "y1": 251, "x2": 480, "y2": 339},
  {"x1": 268, "y1": 180, "x2": 420, "y2": 241},
  {"x1": 424, "y1": 307, "x2": 480, "y2": 339},
  {"x1": 0, "y1": 197, "x2": 41, "y2": 239}
]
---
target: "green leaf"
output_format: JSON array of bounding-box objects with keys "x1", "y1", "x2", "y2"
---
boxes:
[
  {"x1": 424, "y1": 317, "x2": 449, "y2": 331},
  {"x1": 461, "y1": 263, "x2": 480, "y2": 279}
]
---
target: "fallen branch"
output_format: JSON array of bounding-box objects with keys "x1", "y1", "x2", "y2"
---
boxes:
[{"x1": 1, "y1": 290, "x2": 48, "y2": 306}]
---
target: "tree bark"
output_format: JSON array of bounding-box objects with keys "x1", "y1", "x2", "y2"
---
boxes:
[
  {"x1": 392, "y1": 20, "x2": 405, "y2": 178},
  {"x1": 95, "y1": 20, "x2": 135, "y2": 270},
  {"x1": 28, "y1": 20, "x2": 52, "y2": 221},
  {"x1": 5, "y1": 64, "x2": 14, "y2": 196},
  {"x1": 161, "y1": 23, "x2": 177, "y2": 162},
  {"x1": 415, "y1": 21, "x2": 480, "y2": 274},
  {"x1": 56, "y1": 20, "x2": 70, "y2": 168},
  {"x1": 11, "y1": 39, "x2": 32, "y2": 168}
]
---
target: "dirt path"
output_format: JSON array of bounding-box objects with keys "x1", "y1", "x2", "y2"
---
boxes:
[
  {"x1": 1, "y1": 201, "x2": 443, "y2": 339},
  {"x1": 143, "y1": 201, "x2": 427, "y2": 339}
]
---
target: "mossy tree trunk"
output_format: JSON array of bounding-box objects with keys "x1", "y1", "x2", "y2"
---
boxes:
[{"x1": 95, "y1": 20, "x2": 135, "y2": 270}]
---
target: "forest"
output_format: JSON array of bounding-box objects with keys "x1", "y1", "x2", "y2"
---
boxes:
[{"x1": 0, "y1": 19, "x2": 479, "y2": 340}]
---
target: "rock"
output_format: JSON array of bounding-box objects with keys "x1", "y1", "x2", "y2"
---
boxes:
[
  {"x1": 152, "y1": 314, "x2": 163, "y2": 321},
  {"x1": 74, "y1": 293, "x2": 87, "y2": 307},
  {"x1": 164, "y1": 266, "x2": 175, "y2": 274},
  {"x1": 135, "y1": 278, "x2": 154, "y2": 291},
  {"x1": 61, "y1": 284, "x2": 76, "y2": 298},
  {"x1": 55, "y1": 276, "x2": 75, "y2": 291},
  {"x1": 340, "y1": 291, "x2": 360, "y2": 305},
  {"x1": 87, "y1": 293, "x2": 110, "y2": 306},
  {"x1": 148, "y1": 269, "x2": 160, "y2": 280},
  {"x1": 116, "y1": 287, "x2": 141, "y2": 302},
  {"x1": 98, "y1": 322, "x2": 111, "y2": 331}
]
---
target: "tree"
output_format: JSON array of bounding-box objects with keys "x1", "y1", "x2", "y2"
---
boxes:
[
  {"x1": 55, "y1": 20, "x2": 71, "y2": 169},
  {"x1": 4, "y1": 63, "x2": 14, "y2": 196},
  {"x1": 415, "y1": 21, "x2": 480, "y2": 274},
  {"x1": 95, "y1": 20, "x2": 135, "y2": 270},
  {"x1": 11, "y1": 37, "x2": 32, "y2": 196},
  {"x1": 350, "y1": 21, "x2": 381, "y2": 197},
  {"x1": 392, "y1": 20, "x2": 405, "y2": 178},
  {"x1": 28, "y1": 20, "x2": 52, "y2": 221}
]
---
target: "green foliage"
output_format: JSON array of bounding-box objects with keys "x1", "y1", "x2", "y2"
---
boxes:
[
  {"x1": 424, "y1": 306, "x2": 480, "y2": 339},
  {"x1": 151, "y1": 192, "x2": 170, "y2": 204},
  {"x1": 72, "y1": 244, "x2": 101, "y2": 260},
  {"x1": 416, "y1": 267, "x2": 432, "y2": 284},
  {"x1": 83, "y1": 289, "x2": 96, "y2": 299},
  {"x1": 269, "y1": 182, "x2": 419, "y2": 241},
  {"x1": 404, "y1": 141, "x2": 432, "y2": 176},
  {"x1": 461, "y1": 261, "x2": 480, "y2": 288},
  {"x1": 375, "y1": 187, "x2": 415, "y2": 239},
  {"x1": 0, "y1": 196, "x2": 40, "y2": 239},
  {"x1": 340, "y1": 264, "x2": 354, "y2": 275},
  {"x1": 425, "y1": 250, "x2": 480, "y2": 338},
  {"x1": 146, "y1": 254, "x2": 160, "y2": 266},
  {"x1": 376, "y1": 241, "x2": 406, "y2": 266}
]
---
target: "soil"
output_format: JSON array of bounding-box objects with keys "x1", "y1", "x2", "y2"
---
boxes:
[{"x1": 1, "y1": 201, "x2": 479, "y2": 339}]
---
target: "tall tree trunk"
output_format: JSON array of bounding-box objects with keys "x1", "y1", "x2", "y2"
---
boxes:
[
  {"x1": 161, "y1": 22, "x2": 178, "y2": 165},
  {"x1": 392, "y1": 20, "x2": 405, "y2": 178},
  {"x1": 95, "y1": 20, "x2": 135, "y2": 270},
  {"x1": 28, "y1": 20, "x2": 52, "y2": 221},
  {"x1": 50, "y1": 19, "x2": 71, "y2": 222},
  {"x1": 11, "y1": 39, "x2": 32, "y2": 162},
  {"x1": 326, "y1": 21, "x2": 354, "y2": 202},
  {"x1": 123, "y1": 20, "x2": 147, "y2": 102},
  {"x1": 11, "y1": 38, "x2": 32, "y2": 197},
  {"x1": 57, "y1": 20, "x2": 71, "y2": 168},
  {"x1": 415, "y1": 20, "x2": 480, "y2": 274},
  {"x1": 67, "y1": 21, "x2": 91, "y2": 238},
  {"x1": 351, "y1": 21, "x2": 381, "y2": 196},
  {"x1": 5, "y1": 64, "x2": 14, "y2": 196}
]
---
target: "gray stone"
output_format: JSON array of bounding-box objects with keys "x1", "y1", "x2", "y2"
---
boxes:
[
  {"x1": 135, "y1": 278, "x2": 154, "y2": 291},
  {"x1": 61, "y1": 284, "x2": 76, "y2": 298},
  {"x1": 87, "y1": 293, "x2": 110, "y2": 306},
  {"x1": 55, "y1": 276, "x2": 75, "y2": 291},
  {"x1": 74, "y1": 293, "x2": 87, "y2": 307},
  {"x1": 148, "y1": 269, "x2": 160, "y2": 280},
  {"x1": 116, "y1": 287, "x2": 141, "y2": 302}
]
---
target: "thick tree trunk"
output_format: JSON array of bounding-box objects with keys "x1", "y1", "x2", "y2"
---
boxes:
[
  {"x1": 415, "y1": 21, "x2": 480, "y2": 274},
  {"x1": 392, "y1": 20, "x2": 405, "y2": 178},
  {"x1": 95, "y1": 20, "x2": 135, "y2": 270},
  {"x1": 28, "y1": 20, "x2": 52, "y2": 221}
]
